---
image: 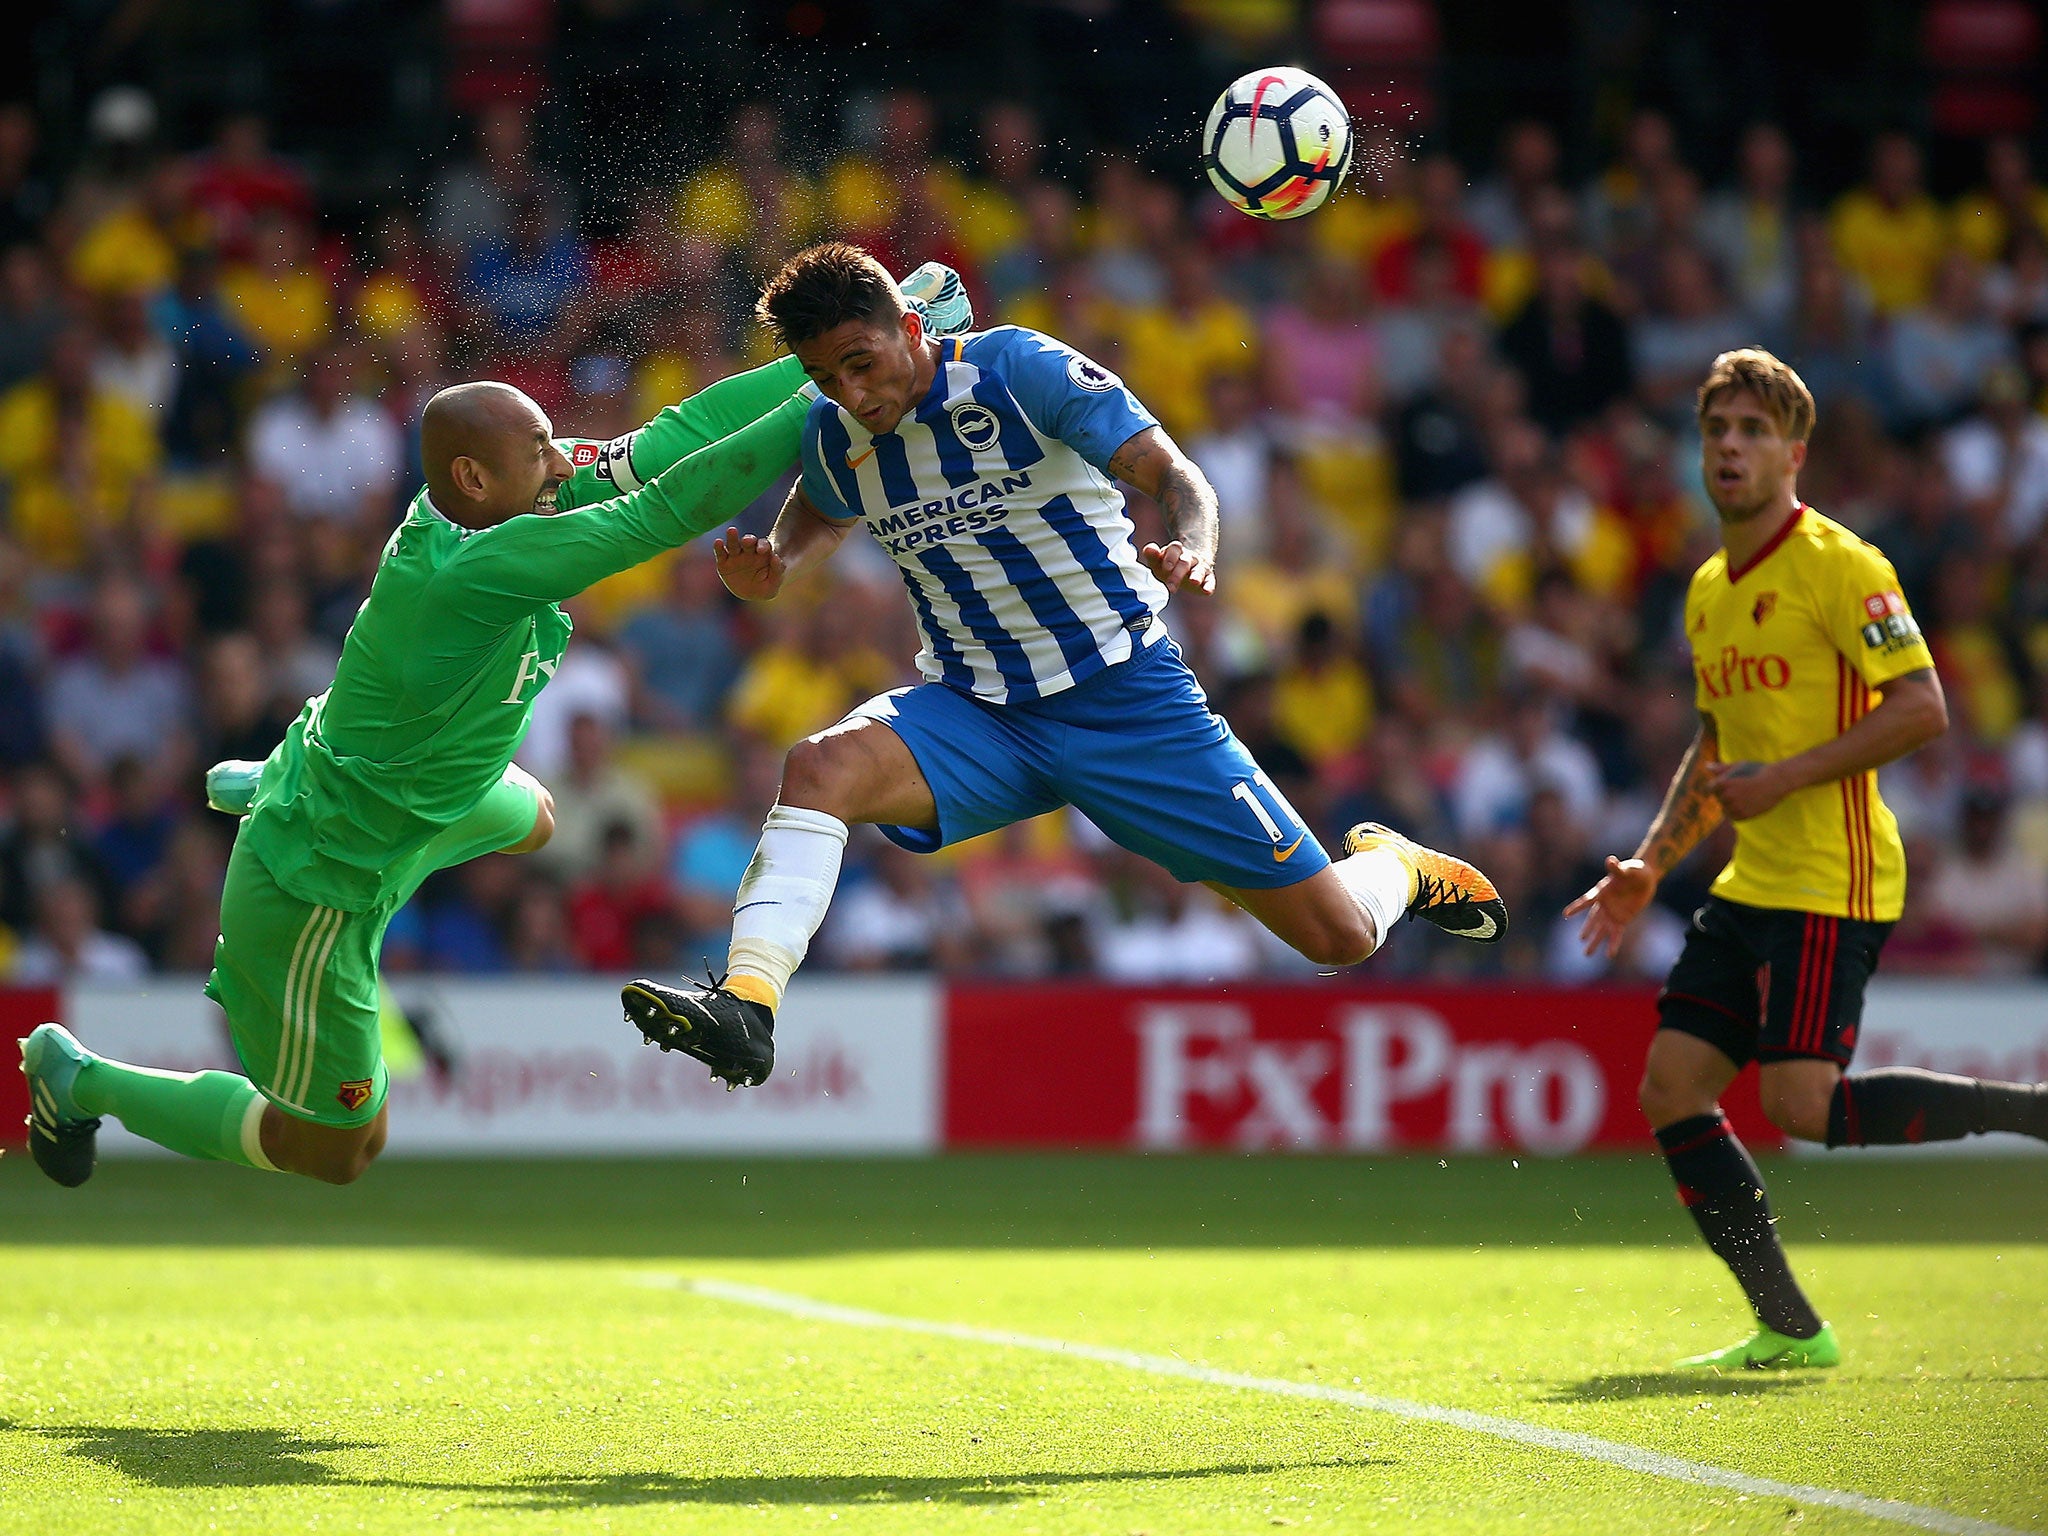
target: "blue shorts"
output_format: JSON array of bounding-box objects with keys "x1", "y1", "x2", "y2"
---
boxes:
[{"x1": 849, "y1": 636, "x2": 1331, "y2": 890}]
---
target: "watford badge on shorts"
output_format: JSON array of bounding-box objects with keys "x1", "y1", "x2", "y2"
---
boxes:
[{"x1": 336, "y1": 1079, "x2": 375, "y2": 1112}]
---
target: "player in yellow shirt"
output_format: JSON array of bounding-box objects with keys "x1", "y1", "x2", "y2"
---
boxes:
[{"x1": 1567, "y1": 350, "x2": 2048, "y2": 1372}]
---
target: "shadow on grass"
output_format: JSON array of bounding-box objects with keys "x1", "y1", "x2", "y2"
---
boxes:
[
  {"x1": 1546, "y1": 1370, "x2": 1823, "y2": 1403},
  {"x1": 5, "y1": 1153, "x2": 2043, "y2": 1259},
  {"x1": 5, "y1": 1422, "x2": 1384, "y2": 1507}
]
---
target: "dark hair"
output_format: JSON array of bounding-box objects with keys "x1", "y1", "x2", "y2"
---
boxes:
[{"x1": 755, "y1": 241, "x2": 902, "y2": 349}]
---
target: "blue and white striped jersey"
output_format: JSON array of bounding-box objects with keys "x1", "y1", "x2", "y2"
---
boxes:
[{"x1": 798, "y1": 326, "x2": 1170, "y2": 705}]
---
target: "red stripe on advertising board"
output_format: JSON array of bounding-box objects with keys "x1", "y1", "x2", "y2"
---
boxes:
[
  {"x1": 942, "y1": 984, "x2": 1782, "y2": 1154},
  {"x1": 0, "y1": 987, "x2": 61, "y2": 1149}
]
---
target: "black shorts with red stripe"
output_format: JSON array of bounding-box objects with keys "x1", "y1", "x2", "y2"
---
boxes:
[{"x1": 1657, "y1": 896, "x2": 1893, "y2": 1067}]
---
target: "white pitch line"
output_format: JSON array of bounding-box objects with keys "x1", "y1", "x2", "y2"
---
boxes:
[{"x1": 638, "y1": 1273, "x2": 2035, "y2": 1536}]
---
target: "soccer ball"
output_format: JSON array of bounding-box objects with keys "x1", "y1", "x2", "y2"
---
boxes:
[{"x1": 1202, "y1": 66, "x2": 1353, "y2": 220}]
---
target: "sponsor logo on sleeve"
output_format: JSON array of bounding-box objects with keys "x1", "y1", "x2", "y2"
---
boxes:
[
  {"x1": 1858, "y1": 590, "x2": 1921, "y2": 652},
  {"x1": 594, "y1": 431, "x2": 638, "y2": 487},
  {"x1": 1861, "y1": 612, "x2": 1923, "y2": 651},
  {"x1": 1066, "y1": 353, "x2": 1121, "y2": 392},
  {"x1": 570, "y1": 442, "x2": 600, "y2": 467}
]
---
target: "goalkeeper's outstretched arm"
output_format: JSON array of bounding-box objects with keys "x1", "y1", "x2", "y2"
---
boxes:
[
  {"x1": 438, "y1": 389, "x2": 810, "y2": 621},
  {"x1": 553, "y1": 355, "x2": 810, "y2": 510}
]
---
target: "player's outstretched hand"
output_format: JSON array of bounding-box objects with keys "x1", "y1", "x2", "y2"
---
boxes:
[
  {"x1": 713, "y1": 528, "x2": 786, "y2": 600},
  {"x1": 1563, "y1": 855, "x2": 1658, "y2": 960},
  {"x1": 1140, "y1": 540, "x2": 1215, "y2": 595}
]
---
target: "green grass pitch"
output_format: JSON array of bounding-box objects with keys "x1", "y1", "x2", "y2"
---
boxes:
[{"x1": 1, "y1": 1151, "x2": 2043, "y2": 1534}]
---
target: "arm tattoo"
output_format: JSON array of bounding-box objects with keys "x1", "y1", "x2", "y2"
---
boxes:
[
  {"x1": 1108, "y1": 433, "x2": 1221, "y2": 561},
  {"x1": 1153, "y1": 459, "x2": 1219, "y2": 560},
  {"x1": 1638, "y1": 725, "x2": 1724, "y2": 876}
]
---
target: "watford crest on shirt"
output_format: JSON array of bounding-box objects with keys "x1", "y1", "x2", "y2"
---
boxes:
[{"x1": 1751, "y1": 592, "x2": 1777, "y2": 626}]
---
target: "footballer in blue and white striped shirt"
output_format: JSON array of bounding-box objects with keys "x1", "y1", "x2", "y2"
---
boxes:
[{"x1": 620, "y1": 245, "x2": 1509, "y2": 1086}]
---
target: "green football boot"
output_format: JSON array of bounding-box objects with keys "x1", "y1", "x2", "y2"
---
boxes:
[
  {"x1": 1675, "y1": 1322, "x2": 1840, "y2": 1371},
  {"x1": 899, "y1": 261, "x2": 974, "y2": 337},
  {"x1": 21, "y1": 1022, "x2": 101, "y2": 1188}
]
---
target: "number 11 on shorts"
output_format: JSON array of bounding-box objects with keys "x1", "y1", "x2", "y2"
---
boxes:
[{"x1": 1232, "y1": 771, "x2": 1306, "y2": 859}]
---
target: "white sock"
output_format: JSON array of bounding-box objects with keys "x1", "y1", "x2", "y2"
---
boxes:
[
  {"x1": 1335, "y1": 846, "x2": 1413, "y2": 957},
  {"x1": 240, "y1": 1092, "x2": 280, "y2": 1172},
  {"x1": 725, "y1": 805, "x2": 850, "y2": 1006}
]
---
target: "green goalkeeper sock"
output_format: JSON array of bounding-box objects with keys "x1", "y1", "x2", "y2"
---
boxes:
[{"x1": 73, "y1": 1059, "x2": 277, "y2": 1170}]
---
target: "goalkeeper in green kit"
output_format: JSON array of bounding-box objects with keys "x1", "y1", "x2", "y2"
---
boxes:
[{"x1": 17, "y1": 264, "x2": 974, "y2": 1188}]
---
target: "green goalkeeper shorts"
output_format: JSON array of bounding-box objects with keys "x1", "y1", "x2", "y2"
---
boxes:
[{"x1": 204, "y1": 764, "x2": 544, "y2": 1128}]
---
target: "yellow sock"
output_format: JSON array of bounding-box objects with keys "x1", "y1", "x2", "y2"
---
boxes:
[{"x1": 723, "y1": 972, "x2": 780, "y2": 1010}]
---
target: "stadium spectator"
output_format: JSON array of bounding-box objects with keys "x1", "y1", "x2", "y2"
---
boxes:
[
  {"x1": 534, "y1": 712, "x2": 662, "y2": 883},
  {"x1": 219, "y1": 211, "x2": 331, "y2": 368},
  {"x1": 1450, "y1": 690, "x2": 1605, "y2": 842},
  {"x1": 248, "y1": 344, "x2": 403, "y2": 528},
  {"x1": 1583, "y1": 109, "x2": 1682, "y2": 263},
  {"x1": 196, "y1": 631, "x2": 294, "y2": 768},
  {"x1": 1952, "y1": 135, "x2": 2048, "y2": 266},
  {"x1": 1188, "y1": 370, "x2": 1274, "y2": 554},
  {"x1": 676, "y1": 101, "x2": 817, "y2": 266},
  {"x1": 1632, "y1": 243, "x2": 1753, "y2": 425},
  {"x1": 1772, "y1": 220, "x2": 1883, "y2": 412},
  {"x1": 1448, "y1": 419, "x2": 1625, "y2": 611},
  {"x1": 819, "y1": 838, "x2": 969, "y2": 972},
  {"x1": 566, "y1": 820, "x2": 670, "y2": 970},
  {"x1": 428, "y1": 102, "x2": 574, "y2": 256},
  {"x1": 0, "y1": 325, "x2": 161, "y2": 573},
  {"x1": 1699, "y1": 123, "x2": 1799, "y2": 325},
  {"x1": 184, "y1": 113, "x2": 311, "y2": 261},
  {"x1": 123, "y1": 816, "x2": 227, "y2": 971},
  {"x1": 1264, "y1": 255, "x2": 1380, "y2": 427},
  {"x1": 0, "y1": 242, "x2": 64, "y2": 392},
  {"x1": 1887, "y1": 251, "x2": 2013, "y2": 428},
  {"x1": 1942, "y1": 364, "x2": 2048, "y2": 546},
  {"x1": 1115, "y1": 247, "x2": 1256, "y2": 440},
  {"x1": 246, "y1": 578, "x2": 339, "y2": 710},
  {"x1": 46, "y1": 574, "x2": 193, "y2": 790},
  {"x1": 92, "y1": 754, "x2": 180, "y2": 898},
  {"x1": 1467, "y1": 119, "x2": 1562, "y2": 252},
  {"x1": 1095, "y1": 855, "x2": 1263, "y2": 983},
  {"x1": 619, "y1": 552, "x2": 742, "y2": 733},
  {"x1": 1498, "y1": 239, "x2": 1634, "y2": 437},
  {"x1": 0, "y1": 102, "x2": 52, "y2": 250},
  {"x1": 958, "y1": 817, "x2": 1103, "y2": 977},
  {"x1": 1270, "y1": 609, "x2": 1374, "y2": 770},
  {"x1": 467, "y1": 189, "x2": 589, "y2": 348},
  {"x1": 93, "y1": 287, "x2": 176, "y2": 418},
  {"x1": 519, "y1": 627, "x2": 632, "y2": 779},
  {"x1": 1921, "y1": 784, "x2": 2048, "y2": 974},
  {"x1": 1389, "y1": 321, "x2": 1496, "y2": 502},
  {"x1": 0, "y1": 762, "x2": 116, "y2": 937},
  {"x1": 155, "y1": 244, "x2": 259, "y2": 464},
  {"x1": 1372, "y1": 154, "x2": 1486, "y2": 306},
  {"x1": 1830, "y1": 132, "x2": 1947, "y2": 315},
  {"x1": 506, "y1": 874, "x2": 578, "y2": 972},
  {"x1": 9, "y1": 874, "x2": 149, "y2": 983}
]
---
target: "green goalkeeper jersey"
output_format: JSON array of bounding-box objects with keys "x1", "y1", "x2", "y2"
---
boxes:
[{"x1": 241, "y1": 358, "x2": 808, "y2": 913}]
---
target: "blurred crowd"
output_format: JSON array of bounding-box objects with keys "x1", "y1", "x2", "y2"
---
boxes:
[{"x1": 3, "y1": 80, "x2": 2048, "y2": 988}]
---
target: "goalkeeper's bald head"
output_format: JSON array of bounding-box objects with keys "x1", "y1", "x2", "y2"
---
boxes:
[{"x1": 421, "y1": 381, "x2": 573, "y2": 529}]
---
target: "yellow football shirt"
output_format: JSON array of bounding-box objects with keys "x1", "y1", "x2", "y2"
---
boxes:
[{"x1": 1685, "y1": 506, "x2": 1933, "y2": 922}]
